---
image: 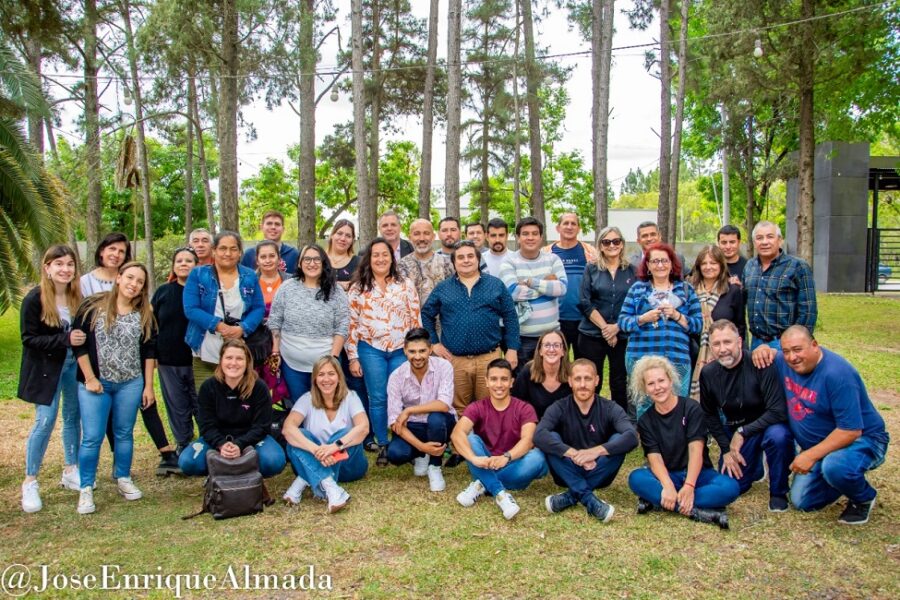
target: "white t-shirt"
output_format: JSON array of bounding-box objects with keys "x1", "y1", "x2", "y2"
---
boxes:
[
  {"x1": 80, "y1": 271, "x2": 114, "y2": 297},
  {"x1": 199, "y1": 282, "x2": 244, "y2": 363},
  {"x1": 291, "y1": 390, "x2": 365, "y2": 442},
  {"x1": 483, "y1": 250, "x2": 510, "y2": 278}
]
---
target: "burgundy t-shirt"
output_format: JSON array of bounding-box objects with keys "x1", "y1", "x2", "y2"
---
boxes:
[{"x1": 462, "y1": 396, "x2": 538, "y2": 456}]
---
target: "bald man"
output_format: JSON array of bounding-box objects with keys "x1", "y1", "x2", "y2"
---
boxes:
[{"x1": 398, "y1": 219, "x2": 454, "y2": 306}]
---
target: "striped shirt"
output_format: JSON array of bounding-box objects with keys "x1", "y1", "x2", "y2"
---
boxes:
[
  {"x1": 386, "y1": 357, "x2": 456, "y2": 425},
  {"x1": 499, "y1": 250, "x2": 568, "y2": 337},
  {"x1": 743, "y1": 251, "x2": 817, "y2": 340},
  {"x1": 617, "y1": 280, "x2": 703, "y2": 366}
]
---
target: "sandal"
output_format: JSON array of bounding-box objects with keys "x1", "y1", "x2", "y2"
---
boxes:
[
  {"x1": 364, "y1": 441, "x2": 380, "y2": 453},
  {"x1": 376, "y1": 445, "x2": 389, "y2": 467}
]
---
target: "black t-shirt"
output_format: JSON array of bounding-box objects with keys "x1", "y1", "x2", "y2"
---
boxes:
[
  {"x1": 150, "y1": 282, "x2": 193, "y2": 367},
  {"x1": 534, "y1": 394, "x2": 638, "y2": 457},
  {"x1": 511, "y1": 362, "x2": 572, "y2": 419},
  {"x1": 334, "y1": 255, "x2": 360, "y2": 284},
  {"x1": 727, "y1": 255, "x2": 748, "y2": 282},
  {"x1": 638, "y1": 396, "x2": 712, "y2": 471}
]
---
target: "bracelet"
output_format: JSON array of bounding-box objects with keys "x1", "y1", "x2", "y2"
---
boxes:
[{"x1": 684, "y1": 481, "x2": 695, "y2": 489}]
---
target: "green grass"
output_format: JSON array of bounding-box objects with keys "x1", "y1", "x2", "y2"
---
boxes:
[{"x1": 0, "y1": 295, "x2": 898, "y2": 598}]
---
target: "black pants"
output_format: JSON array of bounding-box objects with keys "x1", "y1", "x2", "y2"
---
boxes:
[
  {"x1": 559, "y1": 320, "x2": 583, "y2": 359},
  {"x1": 519, "y1": 336, "x2": 540, "y2": 366},
  {"x1": 577, "y1": 334, "x2": 628, "y2": 413}
]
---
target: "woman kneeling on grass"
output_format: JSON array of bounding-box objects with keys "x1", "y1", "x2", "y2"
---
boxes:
[
  {"x1": 178, "y1": 339, "x2": 286, "y2": 478},
  {"x1": 626, "y1": 355, "x2": 740, "y2": 529},
  {"x1": 281, "y1": 356, "x2": 369, "y2": 514}
]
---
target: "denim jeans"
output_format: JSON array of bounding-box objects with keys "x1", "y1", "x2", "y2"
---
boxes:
[
  {"x1": 25, "y1": 351, "x2": 80, "y2": 476},
  {"x1": 465, "y1": 433, "x2": 548, "y2": 496},
  {"x1": 157, "y1": 364, "x2": 198, "y2": 447},
  {"x1": 280, "y1": 361, "x2": 312, "y2": 406},
  {"x1": 790, "y1": 433, "x2": 889, "y2": 510},
  {"x1": 178, "y1": 435, "x2": 287, "y2": 478},
  {"x1": 544, "y1": 432, "x2": 627, "y2": 504},
  {"x1": 285, "y1": 427, "x2": 368, "y2": 496},
  {"x1": 356, "y1": 342, "x2": 407, "y2": 446},
  {"x1": 386, "y1": 413, "x2": 456, "y2": 468},
  {"x1": 628, "y1": 465, "x2": 741, "y2": 509},
  {"x1": 78, "y1": 377, "x2": 144, "y2": 488},
  {"x1": 341, "y1": 351, "x2": 371, "y2": 446},
  {"x1": 750, "y1": 337, "x2": 781, "y2": 351},
  {"x1": 720, "y1": 423, "x2": 795, "y2": 497}
]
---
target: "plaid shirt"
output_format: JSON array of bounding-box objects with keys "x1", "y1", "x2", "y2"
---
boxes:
[
  {"x1": 617, "y1": 280, "x2": 703, "y2": 366},
  {"x1": 743, "y1": 251, "x2": 817, "y2": 340}
]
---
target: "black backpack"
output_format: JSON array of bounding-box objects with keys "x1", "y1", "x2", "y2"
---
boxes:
[{"x1": 183, "y1": 446, "x2": 273, "y2": 520}]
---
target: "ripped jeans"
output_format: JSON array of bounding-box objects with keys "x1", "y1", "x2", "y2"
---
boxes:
[{"x1": 25, "y1": 352, "x2": 80, "y2": 476}]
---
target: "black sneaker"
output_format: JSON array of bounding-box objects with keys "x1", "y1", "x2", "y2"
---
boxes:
[
  {"x1": 444, "y1": 453, "x2": 464, "y2": 468},
  {"x1": 838, "y1": 494, "x2": 876, "y2": 525},
  {"x1": 544, "y1": 491, "x2": 577, "y2": 514},
  {"x1": 156, "y1": 452, "x2": 181, "y2": 476},
  {"x1": 636, "y1": 498, "x2": 655, "y2": 514},
  {"x1": 768, "y1": 495, "x2": 789, "y2": 513},
  {"x1": 690, "y1": 507, "x2": 729, "y2": 530},
  {"x1": 375, "y1": 445, "x2": 389, "y2": 467},
  {"x1": 584, "y1": 495, "x2": 615, "y2": 523}
]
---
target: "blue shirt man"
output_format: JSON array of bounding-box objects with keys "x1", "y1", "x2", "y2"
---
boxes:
[{"x1": 240, "y1": 210, "x2": 299, "y2": 274}]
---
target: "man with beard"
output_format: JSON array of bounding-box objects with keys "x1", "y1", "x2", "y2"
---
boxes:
[
  {"x1": 484, "y1": 218, "x2": 511, "y2": 277},
  {"x1": 437, "y1": 216, "x2": 461, "y2": 257},
  {"x1": 398, "y1": 219, "x2": 454, "y2": 306}
]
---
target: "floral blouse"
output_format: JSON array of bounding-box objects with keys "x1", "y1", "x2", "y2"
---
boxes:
[{"x1": 346, "y1": 277, "x2": 421, "y2": 359}]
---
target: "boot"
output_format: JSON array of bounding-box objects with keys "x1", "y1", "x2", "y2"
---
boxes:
[
  {"x1": 156, "y1": 451, "x2": 181, "y2": 476},
  {"x1": 689, "y1": 507, "x2": 729, "y2": 530},
  {"x1": 636, "y1": 498, "x2": 655, "y2": 515}
]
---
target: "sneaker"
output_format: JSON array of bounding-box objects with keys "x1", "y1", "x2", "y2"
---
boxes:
[
  {"x1": 838, "y1": 493, "x2": 876, "y2": 525},
  {"x1": 156, "y1": 452, "x2": 181, "y2": 477},
  {"x1": 544, "y1": 491, "x2": 577, "y2": 514},
  {"x1": 427, "y1": 465, "x2": 446, "y2": 492},
  {"x1": 116, "y1": 477, "x2": 143, "y2": 501},
  {"x1": 412, "y1": 456, "x2": 429, "y2": 477},
  {"x1": 456, "y1": 480, "x2": 486, "y2": 507},
  {"x1": 22, "y1": 481, "x2": 42, "y2": 513},
  {"x1": 636, "y1": 497, "x2": 655, "y2": 515},
  {"x1": 60, "y1": 467, "x2": 81, "y2": 491},
  {"x1": 768, "y1": 495, "x2": 789, "y2": 513},
  {"x1": 283, "y1": 476, "x2": 309, "y2": 505},
  {"x1": 584, "y1": 494, "x2": 615, "y2": 523},
  {"x1": 376, "y1": 445, "x2": 389, "y2": 467},
  {"x1": 321, "y1": 477, "x2": 350, "y2": 514},
  {"x1": 77, "y1": 487, "x2": 96, "y2": 515},
  {"x1": 495, "y1": 490, "x2": 520, "y2": 520}
]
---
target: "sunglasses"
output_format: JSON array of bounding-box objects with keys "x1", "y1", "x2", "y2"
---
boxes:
[{"x1": 600, "y1": 238, "x2": 623, "y2": 247}]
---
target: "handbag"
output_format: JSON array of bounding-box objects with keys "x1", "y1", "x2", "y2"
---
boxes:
[
  {"x1": 217, "y1": 288, "x2": 273, "y2": 366},
  {"x1": 183, "y1": 445, "x2": 274, "y2": 520}
]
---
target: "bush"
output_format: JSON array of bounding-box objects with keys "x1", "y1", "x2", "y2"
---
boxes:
[{"x1": 149, "y1": 233, "x2": 189, "y2": 285}]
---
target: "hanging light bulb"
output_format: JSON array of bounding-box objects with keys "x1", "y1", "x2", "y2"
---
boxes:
[
  {"x1": 123, "y1": 85, "x2": 133, "y2": 106},
  {"x1": 330, "y1": 87, "x2": 339, "y2": 102},
  {"x1": 753, "y1": 39, "x2": 764, "y2": 58}
]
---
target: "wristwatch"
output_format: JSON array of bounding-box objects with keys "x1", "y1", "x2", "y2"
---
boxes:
[
  {"x1": 503, "y1": 451, "x2": 512, "y2": 462},
  {"x1": 335, "y1": 439, "x2": 345, "y2": 449},
  {"x1": 736, "y1": 426, "x2": 746, "y2": 436}
]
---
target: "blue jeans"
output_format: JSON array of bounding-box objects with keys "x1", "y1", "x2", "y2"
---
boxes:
[
  {"x1": 544, "y1": 433, "x2": 627, "y2": 504},
  {"x1": 790, "y1": 433, "x2": 889, "y2": 510},
  {"x1": 628, "y1": 465, "x2": 741, "y2": 509},
  {"x1": 465, "y1": 433, "x2": 548, "y2": 496},
  {"x1": 280, "y1": 361, "x2": 312, "y2": 406},
  {"x1": 78, "y1": 377, "x2": 144, "y2": 488},
  {"x1": 356, "y1": 342, "x2": 407, "y2": 446},
  {"x1": 386, "y1": 413, "x2": 456, "y2": 468},
  {"x1": 178, "y1": 435, "x2": 287, "y2": 478},
  {"x1": 25, "y1": 352, "x2": 80, "y2": 475},
  {"x1": 341, "y1": 351, "x2": 371, "y2": 446},
  {"x1": 285, "y1": 428, "x2": 368, "y2": 496},
  {"x1": 720, "y1": 423, "x2": 795, "y2": 497},
  {"x1": 750, "y1": 337, "x2": 781, "y2": 351}
]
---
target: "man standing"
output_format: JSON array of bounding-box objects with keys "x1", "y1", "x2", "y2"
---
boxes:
[
  {"x1": 378, "y1": 210, "x2": 414, "y2": 260},
  {"x1": 499, "y1": 217, "x2": 567, "y2": 363},
  {"x1": 542, "y1": 213, "x2": 597, "y2": 356},
  {"x1": 398, "y1": 219, "x2": 454, "y2": 306},
  {"x1": 699, "y1": 320, "x2": 795, "y2": 512},
  {"x1": 754, "y1": 326, "x2": 889, "y2": 524},
  {"x1": 189, "y1": 228, "x2": 214, "y2": 266},
  {"x1": 422, "y1": 241, "x2": 520, "y2": 415},
  {"x1": 437, "y1": 216, "x2": 461, "y2": 257},
  {"x1": 484, "y1": 218, "x2": 510, "y2": 277},
  {"x1": 717, "y1": 224, "x2": 747, "y2": 285},
  {"x1": 743, "y1": 221, "x2": 817, "y2": 350},
  {"x1": 465, "y1": 222, "x2": 486, "y2": 248},
  {"x1": 451, "y1": 359, "x2": 548, "y2": 520},
  {"x1": 240, "y1": 210, "x2": 299, "y2": 273},
  {"x1": 385, "y1": 328, "x2": 456, "y2": 492},
  {"x1": 628, "y1": 221, "x2": 686, "y2": 270},
  {"x1": 534, "y1": 359, "x2": 637, "y2": 522}
]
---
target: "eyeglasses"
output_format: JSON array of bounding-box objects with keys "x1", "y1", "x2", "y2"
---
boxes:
[
  {"x1": 301, "y1": 256, "x2": 323, "y2": 264},
  {"x1": 600, "y1": 238, "x2": 623, "y2": 247},
  {"x1": 542, "y1": 342, "x2": 563, "y2": 350},
  {"x1": 649, "y1": 258, "x2": 671, "y2": 266}
]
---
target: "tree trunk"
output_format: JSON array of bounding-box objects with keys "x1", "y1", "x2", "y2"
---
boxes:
[
  {"x1": 656, "y1": 0, "x2": 672, "y2": 243},
  {"x1": 796, "y1": 0, "x2": 815, "y2": 266},
  {"x1": 520, "y1": 0, "x2": 544, "y2": 227},
  {"x1": 83, "y1": 0, "x2": 102, "y2": 253},
  {"x1": 512, "y1": 0, "x2": 522, "y2": 223},
  {"x1": 444, "y1": 0, "x2": 462, "y2": 219},
  {"x1": 189, "y1": 72, "x2": 216, "y2": 235},
  {"x1": 297, "y1": 0, "x2": 317, "y2": 246},
  {"x1": 368, "y1": 1, "x2": 382, "y2": 210},
  {"x1": 417, "y1": 0, "x2": 439, "y2": 219},
  {"x1": 721, "y1": 104, "x2": 730, "y2": 226},
  {"x1": 743, "y1": 115, "x2": 756, "y2": 253},
  {"x1": 592, "y1": 0, "x2": 615, "y2": 235},
  {"x1": 352, "y1": 0, "x2": 374, "y2": 246},
  {"x1": 184, "y1": 104, "x2": 194, "y2": 240},
  {"x1": 667, "y1": 0, "x2": 688, "y2": 242},
  {"x1": 122, "y1": 0, "x2": 155, "y2": 286},
  {"x1": 25, "y1": 37, "x2": 44, "y2": 155},
  {"x1": 218, "y1": 0, "x2": 240, "y2": 231}
]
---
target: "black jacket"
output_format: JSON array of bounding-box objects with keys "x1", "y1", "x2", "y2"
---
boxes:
[
  {"x1": 71, "y1": 300, "x2": 157, "y2": 384},
  {"x1": 197, "y1": 377, "x2": 273, "y2": 450},
  {"x1": 17, "y1": 287, "x2": 72, "y2": 406}
]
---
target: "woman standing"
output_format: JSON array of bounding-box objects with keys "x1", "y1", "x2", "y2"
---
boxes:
[
  {"x1": 617, "y1": 243, "x2": 702, "y2": 416},
  {"x1": 626, "y1": 356, "x2": 740, "y2": 528},
  {"x1": 282, "y1": 356, "x2": 369, "y2": 513},
  {"x1": 19, "y1": 246, "x2": 84, "y2": 512},
  {"x1": 687, "y1": 245, "x2": 746, "y2": 399},
  {"x1": 255, "y1": 240, "x2": 288, "y2": 316},
  {"x1": 346, "y1": 238, "x2": 421, "y2": 464},
  {"x1": 268, "y1": 244, "x2": 349, "y2": 402},
  {"x1": 577, "y1": 226, "x2": 636, "y2": 412},
  {"x1": 326, "y1": 219, "x2": 360, "y2": 291},
  {"x1": 80, "y1": 232, "x2": 131, "y2": 297},
  {"x1": 151, "y1": 247, "x2": 200, "y2": 457},
  {"x1": 511, "y1": 330, "x2": 572, "y2": 419},
  {"x1": 73, "y1": 262, "x2": 157, "y2": 514},
  {"x1": 183, "y1": 230, "x2": 265, "y2": 390}
]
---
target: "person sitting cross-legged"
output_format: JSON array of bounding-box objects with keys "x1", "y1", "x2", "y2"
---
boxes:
[
  {"x1": 385, "y1": 328, "x2": 456, "y2": 492},
  {"x1": 534, "y1": 359, "x2": 638, "y2": 522},
  {"x1": 450, "y1": 359, "x2": 548, "y2": 520}
]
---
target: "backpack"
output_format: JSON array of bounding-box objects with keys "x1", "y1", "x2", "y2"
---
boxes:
[{"x1": 183, "y1": 446, "x2": 273, "y2": 520}]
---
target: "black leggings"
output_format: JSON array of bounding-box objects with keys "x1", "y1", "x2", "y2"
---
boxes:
[
  {"x1": 106, "y1": 401, "x2": 170, "y2": 453},
  {"x1": 577, "y1": 334, "x2": 629, "y2": 413}
]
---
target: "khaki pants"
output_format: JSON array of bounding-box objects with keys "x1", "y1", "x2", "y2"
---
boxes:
[
  {"x1": 192, "y1": 356, "x2": 217, "y2": 393},
  {"x1": 449, "y1": 348, "x2": 502, "y2": 415}
]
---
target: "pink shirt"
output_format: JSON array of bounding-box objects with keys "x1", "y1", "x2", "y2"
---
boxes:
[
  {"x1": 387, "y1": 357, "x2": 456, "y2": 425},
  {"x1": 462, "y1": 397, "x2": 538, "y2": 456},
  {"x1": 346, "y1": 277, "x2": 421, "y2": 359}
]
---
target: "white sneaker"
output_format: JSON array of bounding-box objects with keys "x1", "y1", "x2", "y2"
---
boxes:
[
  {"x1": 321, "y1": 477, "x2": 350, "y2": 514},
  {"x1": 495, "y1": 490, "x2": 520, "y2": 520},
  {"x1": 412, "y1": 455, "x2": 429, "y2": 477},
  {"x1": 77, "y1": 487, "x2": 95, "y2": 514},
  {"x1": 22, "y1": 481, "x2": 42, "y2": 513},
  {"x1": 60, "y1": 467, "x2": 81, "y2": 491},
  {"x1": 283, "y1": 476, "x2": 309, "y2": 505},
  {"x1": 427, "y1": 465, "x2": 446, "y2": 492},
  {"x1": 456, "y1": 480, "x2": 486, "y2": 507},
  {"x1": 116, "y1": 477, "x2": 142, "y2": 501}
]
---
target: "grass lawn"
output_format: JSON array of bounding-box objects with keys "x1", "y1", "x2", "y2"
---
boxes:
[{"x1": 0, "y1": 294, "x2": 897, "y2": 598}]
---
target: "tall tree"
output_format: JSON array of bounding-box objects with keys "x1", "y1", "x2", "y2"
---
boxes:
[
  {"x1": 418, "y1": 0, "x2": 439, "y2": 218},
  {"x1": 593, "y1": 0, "x2": 615, "y2": 234},
  {"x1": 520, "y1": 0, "x2": 544, "y2": 224},
  {"x1": 667, "y1": 0, "x2": 688, "y2": 241},
  {"x1": 351, "y1": 0, "x2": 373, "y2": 244},
  {"x1": 218, "y1": 0, "x2": 239, "y2": 230},
  {"x1": 296, "y1": 0, "x2": 316, "y2": 246},
  {"x1": 655, "y1": 0, "x2": 672, "y2": 243},
  {"x1": 444, "y1": 0, "x2": 462, "y2": 218},
  {"x1": 82, "y1": 0, "x2": 103, "y2": 251}
]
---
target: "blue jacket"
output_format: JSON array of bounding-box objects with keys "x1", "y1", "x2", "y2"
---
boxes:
[{"x1": 183, "y1": 265, "x2": 265, "y2": 352}]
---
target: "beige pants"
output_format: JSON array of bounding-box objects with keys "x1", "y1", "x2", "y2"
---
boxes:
[
  {"x1": 192, "y1": 356, "x2": 217, "y2": 393},
  {"x1": 449, "y1": 348, "x2": 502, "y2": 415}
]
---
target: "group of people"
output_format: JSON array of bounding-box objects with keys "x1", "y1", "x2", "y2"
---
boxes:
[{"x1": 17, "y1": 209, "x2": 888, "y2": 527}]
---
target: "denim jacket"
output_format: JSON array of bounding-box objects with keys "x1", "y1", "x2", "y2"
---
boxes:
[{"x1": 183, "y1": 265, "x2": 265, "y2": 352}]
